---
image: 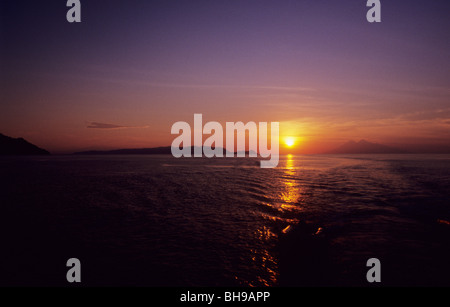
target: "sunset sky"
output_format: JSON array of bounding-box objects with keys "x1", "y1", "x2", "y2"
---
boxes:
[{"x1": 1, "y1": 0, "x2": 449, "y2": 154}]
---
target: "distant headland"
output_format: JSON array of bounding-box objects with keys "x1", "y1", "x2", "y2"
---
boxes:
[
  {"x1": 73, "y1": 140, "x2": 409, "y2": 156},
  {"x1": 73, "y1": 146, "x2": 257, "y2": 156},
  {"x1": 0, "y1": 133, "x2": 50, "y2": 155}
]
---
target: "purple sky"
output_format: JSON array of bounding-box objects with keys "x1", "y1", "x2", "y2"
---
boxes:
[{"x1": 1, "y1": 0, "x2": 449, "y2": 153}]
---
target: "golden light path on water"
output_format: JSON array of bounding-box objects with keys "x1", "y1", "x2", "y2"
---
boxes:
[{"x1": 248, "y1": 154, "x2": 304, "y2": 286}]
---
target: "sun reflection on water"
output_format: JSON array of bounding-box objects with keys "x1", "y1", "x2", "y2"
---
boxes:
[
  {"x1": 249, "y1": 154, "x2": 304, "y2": 286},
  {"x1": 278, "y1": 154, "x2": 303, "y2": 211}
]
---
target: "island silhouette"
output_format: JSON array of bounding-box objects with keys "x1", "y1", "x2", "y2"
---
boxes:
[{"x1": 74, "y1": 146, "x2": 258, "y2": 156}]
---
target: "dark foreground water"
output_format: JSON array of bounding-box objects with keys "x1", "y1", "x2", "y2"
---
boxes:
[{"x1": 1, "y1": 154, "x2": 449, "y2": 286}]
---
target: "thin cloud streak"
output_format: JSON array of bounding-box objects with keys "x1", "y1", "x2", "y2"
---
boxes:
[{"x1": 87, "y1": 122, "x2": 149, "y2": 129}]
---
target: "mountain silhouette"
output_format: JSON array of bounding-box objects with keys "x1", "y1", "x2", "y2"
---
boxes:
[
  {"x1": 74, "y1": 146, "x2": 237, "y2": 155},
  {"x1": 73, "y1": 146, "x2": 260, "y2": 156},
  {"x1": 327, "y1": 139, "x2": 406, "y2": 154},
  {"x1": 0, "y1": 133, "x2": 50, "y2": 155},
  {"x1": 74, "y1": 146, "x2": 173, "y2": 155}
]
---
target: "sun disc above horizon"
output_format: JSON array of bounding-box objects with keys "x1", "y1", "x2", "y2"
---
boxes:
[{"x1": 284, "y1": 137, "x2": 295, "y2": 148}]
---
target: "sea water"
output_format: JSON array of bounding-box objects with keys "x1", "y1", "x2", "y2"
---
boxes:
[{"x1": 1, "y1": 154, "x2": 449, "y2": 286}]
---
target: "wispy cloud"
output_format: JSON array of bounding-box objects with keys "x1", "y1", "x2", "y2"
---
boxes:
[
  {"x1": 398, "y1": 108, "x2": 450, "y2": 121},
  {"x1": 86, "y1": 122, "x2": 148, "y2": 129},
  {"x1": 40, "y1": 68, "x2": 316, "y2": 93}
]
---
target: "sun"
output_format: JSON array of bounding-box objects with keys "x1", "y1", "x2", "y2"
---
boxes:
[{"x1": 284, "y1": 137, "x2": 295, "y2": 147}]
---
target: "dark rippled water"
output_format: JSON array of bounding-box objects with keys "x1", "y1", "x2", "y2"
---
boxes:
[{"x1": 1, "y1": 154, "x2": 450, "y2": 286}]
